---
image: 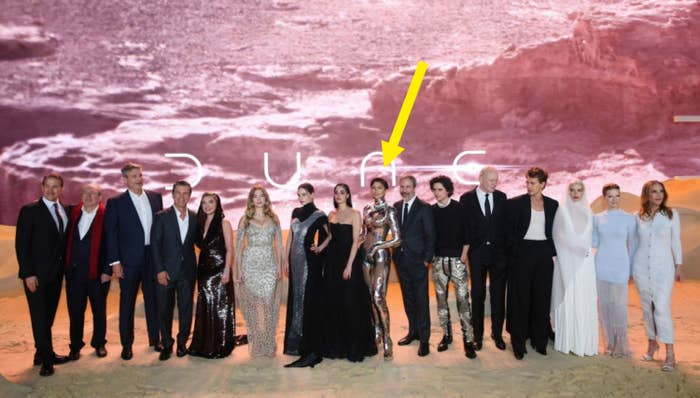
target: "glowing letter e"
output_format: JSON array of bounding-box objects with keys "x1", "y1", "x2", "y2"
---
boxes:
[{"x1": 264, "y1": 152, "x2": 302, "y2": 188}]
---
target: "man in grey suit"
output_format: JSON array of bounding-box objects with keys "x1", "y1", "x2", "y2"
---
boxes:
[
  {"x1": 393, "y1": 175, "x2": 436, "y2": 357},
  {"x1": 151, "y1": 180, "x2": 199, "y2": 360}
]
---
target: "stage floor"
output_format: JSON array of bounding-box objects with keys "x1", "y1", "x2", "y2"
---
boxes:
[{"x1": 1, "y1": 280, "x2": 699, "y2": 397}]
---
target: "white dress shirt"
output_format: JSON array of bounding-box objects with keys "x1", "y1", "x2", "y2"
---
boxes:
[
  {"x1": 176, "y1": 208, "x2": 189, "y2": 244},
  {"x1": 128, "y1": 190, "x2": 153, "y2": 245},
  {"x1": 42, "y1": 196, "x2": 67, "y2": 232},
  {"x1": 78, "y1": 206, "x2": 98, "y2": 239},
  {"x1": 475, "y1": 187, "x2": 491, "y2": 216}
]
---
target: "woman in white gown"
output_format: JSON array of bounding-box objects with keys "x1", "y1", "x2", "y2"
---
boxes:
[
  {"x1": 551, "y1": 180, "x2": 598, "y2": 356},
  {"x1": 633, "y1": 180, "x2": 682, "y2": 372}
]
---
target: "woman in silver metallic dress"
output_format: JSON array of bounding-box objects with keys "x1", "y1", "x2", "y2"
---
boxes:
[
  {"x1": 234, "y1": 185, "x2": 284, "y2": 357},
  {"x1": 189, "y1": 193, "x2": 236, "y2": 358},
  {"x1": 361, "y1": 177, "x2": 401, "y2": 359},
  {"x1": 283, "y1": 183, "x2": 330, "y2": 368}
]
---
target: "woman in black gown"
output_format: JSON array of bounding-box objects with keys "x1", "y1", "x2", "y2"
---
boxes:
[
  {"x1": 189, "y1": 193, "x2": 236, "y2": 358},
  {"x1": 321, "y1": 183, "x2": 377, "y2": 362},
  {"x1": 283, "y1": 183, "x2": 330, "y2": 367}
]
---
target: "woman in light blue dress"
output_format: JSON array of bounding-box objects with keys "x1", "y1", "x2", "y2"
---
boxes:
[{"x1": 592, "y1": 183, "x2": 636, "y2": 357}]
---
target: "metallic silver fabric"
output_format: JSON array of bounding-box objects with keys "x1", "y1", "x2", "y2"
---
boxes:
[
  {"x1": 361, "y1": 198, "x2": 401, "y2": 358},
  {"x1": 432, "y1": 256, "x2": 474, "y2": 342},
  {"x1": 235, "y1": 222, "x2": 283, "y2": 357},
  {"x1": 285, "y1": 210, "x2": 324, "y2": 354}
]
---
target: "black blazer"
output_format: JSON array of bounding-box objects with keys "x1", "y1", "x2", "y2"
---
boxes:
[
  {"x1": 150, "y1": 206, "x2": 198, "y2": 282},
  {"x1": 104, "y1": 189, "x2": 163, "y2": 271},
  {"x1": 506, "y1": 194, "x2": 558, "y2": 257},
  {"x1": 15, "y1": 198, "x2": 69, "y2": 282},
  {"x1": 394, "y1": 198, "x2": 436, "y2": 263},
  {"x1": 459, "y1": 188, "x2": 507, "y2": 252}
]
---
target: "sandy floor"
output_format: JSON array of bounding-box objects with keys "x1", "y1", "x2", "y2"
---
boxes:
[{"x1": 0, "y1": 276, "x2": 699, "y2": 397}]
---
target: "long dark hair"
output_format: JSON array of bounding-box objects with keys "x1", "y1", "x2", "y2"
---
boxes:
[
  {"x1": 639, "y1": 180, "x2": 673, "y2": 220},
  {"x1": 333, "y1": 183, "x2": 353, "y2": 209},
  {"x1": 197, "y1": 192, "x2": 225, "y2": 241}
]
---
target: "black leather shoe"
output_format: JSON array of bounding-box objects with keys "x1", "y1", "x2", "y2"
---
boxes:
[
  {"x1": 473, "y1": 340, "x2": 483, "y2": 351},
  {"x1": 68, "y1": 349, "x2": 81, "y2": 361},
  {"x1": 536, "y1": 346, "x2": 547, "y2": 356},
  {"x1": 398, "y1": 335, "x2": 418, "y2": 346},
  {"x1": 492, "y1": 335, "x2": 507, "y2": 351},
  {"x1": 121, "y1": 347, "x2": 133, "y2": 360},
  {"x1": 464, "y1": 341, "x2": 477, "y2": 359},
  {"x1": 159, "y1": 347, "x2": 173, "y2": 361},
  {"x1": 96, "y1": 346, "x2": 108, "y2": 358},
  {"x1": 150, "y1": 339, "x2": 163, "y2": 352},
  {"x1": 176, "y1": 345, "x2": 188, "y2": 357},
  {"x1": 284, "y1": 353, "x2": 323, "y2": 368},
  {"x1": 39, "y1": 364, "x2": 54, "y2": 376},
  {"x1": 437, "y1": 335, "x2": 452, "y2": 352},
  {"x1": 52, "y1": 353, "x2": 70, "y2": 365},
  {"x1": 235, "y1": 334, "x2": 248, "y2": 346},
  {"x1": 514, "y1": 350, "x2": 524, "y2": 360},
  {"x1": 418, "y1": 342, "x2": 430, "y2": 357}
]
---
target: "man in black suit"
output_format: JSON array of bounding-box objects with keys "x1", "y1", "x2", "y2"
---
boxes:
[
  {"x1": 505, "y1": 167, "x2": 558, "y2": 360},
  {"x1": 394, "y1": 175, "x2": 435, "y2": 357},
  {"x1": 151, "y1": 180, "x2": 198, "y2": 360},
  {"x1": 15, "y1": 173, "x2": 70, "y2": 376},
  {"x1": 64, "y1": 183, "x2": 111, "y2": 361},
  {"x1": 105, "y1": 163, "x2": 163, "y2": 360},
  {"x1": 459, "y1": 166, "x2": 508, "y2": 352}
]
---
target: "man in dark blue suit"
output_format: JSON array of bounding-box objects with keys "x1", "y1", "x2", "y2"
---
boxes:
[
  {"x1": 151, "y1": 181, "x2": 198, "y2": 360},
  {"x1": 393, "y1": 175, "x2": 435, "y2": 357},
  {"x1": 105, "y1": 163, "x2": 163, "y2": 360}
]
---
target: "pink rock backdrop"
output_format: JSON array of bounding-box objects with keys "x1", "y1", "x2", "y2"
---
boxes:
[{"x1": 1, "y1": 0, "x2": 698, "y2": 228}]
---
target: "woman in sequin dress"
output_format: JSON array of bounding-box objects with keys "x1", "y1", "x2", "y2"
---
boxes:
[
  {"x1": 234, "y1": 185, "x2": 284, "y2": 357},
  {"x1": 283, "y1": 183, "x2": 330, "y2": 368},
  {"x1": 189, "y1": 193, "x2": 236, "y2": 358}
]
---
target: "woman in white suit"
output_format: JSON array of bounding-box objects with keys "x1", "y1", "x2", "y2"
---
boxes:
[{"x1": 633, "y1": 180, "x2": 682, "y2": 372}]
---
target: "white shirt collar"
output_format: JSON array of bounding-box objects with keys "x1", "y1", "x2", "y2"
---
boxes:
[
  {"x1": 42, "y1": 196, "x2": 59, "y2": 207},
  {"x1": 403, "y1": 195, "x2": 417, "y2": 207}
]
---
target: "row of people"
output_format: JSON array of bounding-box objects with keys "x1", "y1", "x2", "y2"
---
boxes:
[{"x1": 15, "y1": 163, "x2": 682, "y2": 377}]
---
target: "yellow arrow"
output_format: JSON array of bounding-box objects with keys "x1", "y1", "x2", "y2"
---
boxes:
[{"x1": 381, "y1": 60, "x2": 428, "y2": 167}]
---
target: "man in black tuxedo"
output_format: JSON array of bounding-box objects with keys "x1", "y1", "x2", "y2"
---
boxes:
[
  {"x1": 394, "y1": 175, "x2": 435, "y2": 357},
  {"x1": 105, "y1": 163, "x2": 163, "y2": 360},
  {"x1": 505, "y1": 167, "x2": 558, "y2": 360},
  {"x1": 15, "y1": 173, "x2": 70, "y2": 376},
  {"x1": 459, "y1": 166, "x2": 508, "y2": 352},
  {"x1": 64, "y1": 183, "x2": 111, "y2": 361},
  {"x1": 151, "y1": 180, "x2": 198, "y2": 360}
]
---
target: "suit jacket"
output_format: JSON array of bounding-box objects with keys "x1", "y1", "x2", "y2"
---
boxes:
[
  {"x1": 15, "y1": 198, "x2": 69, "y2": 282},
  {"x1": 65, "y1": 203, "x2": 111, "y2": 279},
  {"x1": 104, "y1": 189, "x2": 163, "y2": 271},
  {"x1": 506, "y1": 193, "x2": 558, "y2": 257},
  {"x1": 459, "y1": 188, "x2": 508, "y2": 253},
  {"x1": 394, "y1": 197, "x2": 436, "y2": 263},
  {"x1": 150, "y1": 206, "x2": 198, "y2": 283}
]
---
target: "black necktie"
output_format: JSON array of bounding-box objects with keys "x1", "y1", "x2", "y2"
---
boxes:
[
  {"x1": 402, "y1": 202, "x2": 409, "y2": 227},
  {"x1": 53, "y1": 203, "x2": 64, "y2": 233},
  {"x1": 484, "y1": 193, "x2": 491, "y2": 221}
]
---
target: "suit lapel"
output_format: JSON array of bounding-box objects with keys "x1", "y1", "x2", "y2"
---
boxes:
[
  {"x1": 39, "y1": 199, "x2": 61, "y2": 236},
  {"x1": 169, "y1": 208, "x2": 185, "y2": 247},
  {"x1": 123, "y1": 191, "x2": 145, "y2": 237},
  {"x1": 405, "y1": 199, "x2": 419, "y2": 230}
]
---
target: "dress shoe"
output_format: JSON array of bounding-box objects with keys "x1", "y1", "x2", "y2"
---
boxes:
[
  {"x1": 535, "y1": 346, "x2": 547, "y2": 356},
  {"x1": 398, "y1": 335, "x2": 418, "y2": 346},
  {"x1": 514, "y1": 350, "x2": 524, "y2": 360},
  {"x1": 150, "y1": 339, "x2": 163, "y2": 352},
  {"x1": 34, "y1": 352, "x2": 69, "y2": 366},
  {"x1": 176, "y1": 345, "x2": 188, "y2": 357},
  {"x1": 68, "y1": 349, "x2": 81, "y2": 361},
  {"x1": 473, "y1": 340, "x2": 483, "y2": 351},
  {"x1": 39, "y1": 363, "x2": 54, "y2": 376},
  {"x1": 492, "y1": 335, "x2": 507, "y2": 351},
  {"x1": 437, "y1": 335, "x2": 452, "y2": 352},
  {"x1": 418, "y1": 342, "x2": 430, "y2": 357},
  {"x1": 235, "y1": 334, "x2": 248, "y2": 346},
  {"x1": 284, "y1": 353, "x2": 323, "y2": 368},
  {"x1": 121, "y1": 347, "x2": 133, "y2": 360},
  {"x1": 464, "y1": 341, "x2": 477, "y2": 359},
  {"x1": 159, "y1": 347, "x2": 173, "y2": 361},
  {"x1": 95, "y1": 346, "x2": 108, "y2": 358}
]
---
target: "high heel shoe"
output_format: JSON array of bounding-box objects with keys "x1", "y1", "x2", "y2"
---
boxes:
[
  {"x1": 641, "y1": 342, "x2": 659, "y2": 361},
  {"x1": 662, "y1": 354, "x2": 676, "y2": 372},
  {"x1": 284, "y1": 353, "x2": 322, "y2": 368}
]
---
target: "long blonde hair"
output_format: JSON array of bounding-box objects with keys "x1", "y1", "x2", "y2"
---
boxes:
[{"x1": 243, "y1": 184, "x2": 280, "y2": 228}]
